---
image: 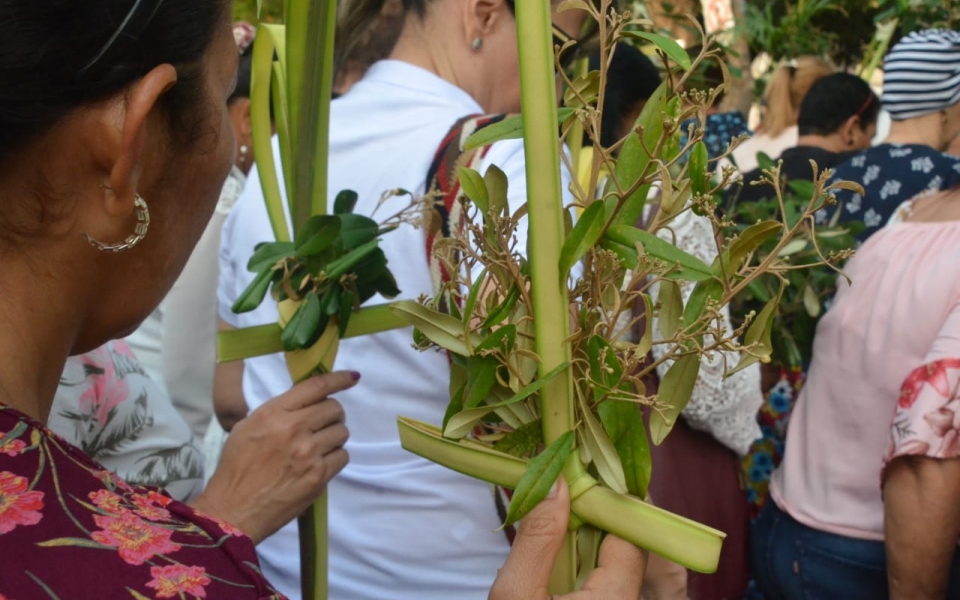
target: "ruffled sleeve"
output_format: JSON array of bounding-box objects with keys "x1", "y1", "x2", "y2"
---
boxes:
[
  {"x1": 886, "y1": 358, "x2": 960, "y2": 465},
  {"x1": 649, "y1": 209, "x2": 764, "y2": 456}
]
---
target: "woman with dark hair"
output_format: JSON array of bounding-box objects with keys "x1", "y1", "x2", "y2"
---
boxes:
[
  {"x1": 730, "y1": 57, "x2": 833, "y2": 175},
  {"x1": 0, "y1": 1, "x2": 643, "y2": 598},
  {"x1": 729, "y1": 72, "x2": 880, "y2": 206},
  {"x1": 44, "y1": 24, "x2": 264, "y2": 505}
]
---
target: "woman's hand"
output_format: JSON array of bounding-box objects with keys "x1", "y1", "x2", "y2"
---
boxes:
[
  {"x1": 489, "y1": 480, "x2": 646, "y2": 600},
  {"x1": 190, "y1": 371, "x2": 357, "y2": 544}
]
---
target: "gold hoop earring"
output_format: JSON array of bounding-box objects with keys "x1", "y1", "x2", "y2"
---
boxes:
[{"x1": 83, "y1": 194, "x2": 150, "y2": 253}]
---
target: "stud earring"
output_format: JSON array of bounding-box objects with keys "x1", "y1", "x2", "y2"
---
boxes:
[
  {"x1": 472, "y1": 37, "x2": 483, "y2": 51},
  {"x1": 239, "y1": 144, "x2": 249, "y2": 168},
  {"x1": 84, "y1": 194, "x2": 150, "y2": 253}
]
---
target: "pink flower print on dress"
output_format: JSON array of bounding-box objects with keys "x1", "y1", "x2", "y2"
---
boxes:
[
  {"x1": 0, "y1": 434, "x2": 25, "y2": 457},
  {"x1": 91, "y1": 513, "x2": 180, "y2": 565},
  {"x1": 146, "y1": 564, "x2": 211, "y2": 598},
  {"x1": 0, "y1": 471, "x2": 44, "y2": 534},
  {"x1": 78, "y1": 348, "x2": 129, "y2": 428},
  {"x1": 131, "y1": 492, "x2": 172, "y2": 522},
  {"x1": 89, "y1": 489, "x2": 130, "y2": 516},
  {"x1": 210, "y1": 516, "x2": 246, "y2": 538},
  {"x1": 111, "y1": 340, "x2": 137, "y2": 359},
  {"x1": 923, "y1": 399, "x2": 960, "y2": 457},
  {"x1": 92, "y1": 469, "x2": 134, "y2": 493},
  {"x1": 899, "y1": 358, "x2": 960, "y2": 409}
]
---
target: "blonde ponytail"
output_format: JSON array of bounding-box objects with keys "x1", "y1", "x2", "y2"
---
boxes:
[
  {"x1": 334, "y1": 0, "x2": 391, "y2": 82},
  {"x1": 761, "y1": 56, "x2": 833, "y2": 138}
]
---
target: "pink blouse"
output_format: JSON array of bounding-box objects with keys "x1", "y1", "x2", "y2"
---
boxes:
[{"x1": 770, "y1": 219, "x2": 960, "y2": 541}]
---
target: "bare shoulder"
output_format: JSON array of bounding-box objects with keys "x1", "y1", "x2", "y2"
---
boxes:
[{"x1": 904, "y1": 188, "x2": 960, "y2": 224}]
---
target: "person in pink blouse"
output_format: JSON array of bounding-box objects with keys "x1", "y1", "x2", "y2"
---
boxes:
[{"x1": 752, "y1": 188, "x2": 960, "y2": 599}]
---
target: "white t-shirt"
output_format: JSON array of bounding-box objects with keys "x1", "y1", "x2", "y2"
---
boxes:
[{"x1": 218, "y1": 60, "x2": 574, "y2": 600}]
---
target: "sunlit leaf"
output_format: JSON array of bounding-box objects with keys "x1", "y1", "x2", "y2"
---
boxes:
[
  {"x1": 606, "y1": 225, "x2": 713, "y2": 281},
  {"x1": 715, "y1": 220, "x2": 781, "y2": 275},
  {"x1": 681, "y1": 279, "x2": 723, "y2": 332},
  {"x1": 334, "y1": 190, "x2": 358, "y2": 215},
  {"x1": 688, "y1": 141, "x2": 710, "y2": 197},
  {"x1": 484, "y1": 165, "x2": 509, "y2": 216},
  {"x1": 598, "y1": 400, "x2": 652, "y2": 498},
  {"x1": 444, "y1": 362, "x2": 569, "y2": 439},
  {"x1": 465, "y1": 356, "x2": 499, "y2": 410},
  {"x1": 494, "y1": 420, "x2": 544, "y2": 458},
  {"x1": 803, "y1": 285, "x2": 821, "y2": 318},
  {"x1": 563, "y1": 70, "x2": 601, "y2": 110},
  {"x1": 560, "y1": 201, "x2": 606, "y2": 278},
  {"x1": 624, "y1": 32, "x2": 693, "y2": 71},
  {"x1": 649, "y1": 354, "x2": 701, "y2": 444},
  {"x1": 580, "y1": 396, "x2": 628, "y2": 494},
  {"x1": 338, "y1": 214, "x2": 379, "y2": 249},
  {"x1": 778, "y1": 239, "x2": 809, "y2": 257},
  {"x1": 459, "y1": 167, "x2": 489, "y2": 213},
  {"x1": 729, "y1": 284, "x2": 783, "y2": 376},
  {"x1": 391, "y1": 300, "x2": 483, "y2": 357},
  {"x1": 657, "y1": 281, "x2": 683, "y2": 340},
  {"x1": 482, "y1": 286, "x2": 522, "y2": 329},
  {"x1": 588, "y1": 336, "x2": 623, "y2": 401},
  {"x1": 558, "y1": 0, "x2": 591, "y2": 13},
  {"x1": 280, "y1": 294, "x2": 322, "y2": 351},
  {"x1": 325, "y1": 239, "x2": 380, "y2": 280},
  {"x1": 503, "y1": 431, "x2": 575, "y2": 528},
  {"x1": 827, "y1": 180, "x2": 866, "y2": 196},
  {"x1": 463, "y1": 109, "x2": 576, "y2": 149},
  {"x1": 295, "y1": 215, "x2": 342, "y2": 256},
  {"x1": 608, "y1": 83, "x2": 666, "y2": 228},
  {"x1": 247, "y1": 241, "x2": 295, "y2": 273},
  {"x1": 232, "y1": 268, "x2": 275, "y2": 314}
]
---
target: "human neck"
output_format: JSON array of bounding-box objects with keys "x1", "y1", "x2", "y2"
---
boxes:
[
  {"x1": 0, "y1": 250, "x2": 81, "y2": 423},
  {"x1": 796, "y1": 134, "x2": 848, "y2": 154},
  {"x1": 389, "y1": 17, "x2": 487, "y2": 111},
  {"x1": 884, "y1": 116, "x2": 943, "y2": 150}
]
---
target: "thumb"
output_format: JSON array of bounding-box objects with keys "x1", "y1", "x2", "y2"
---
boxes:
[{"x1": 488, "y1": 479, "x2": 571, "y2": 600}]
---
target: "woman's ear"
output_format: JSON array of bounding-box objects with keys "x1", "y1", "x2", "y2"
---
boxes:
[
  {"x1": 106, "y1": 63, "x2": 178, "y2": 217},
  {"x1": 230, "y1": 98, "x2": 253, "y2": 140},
  {"x1": 840, "y1": 115, "x2": 860, "y2": 147},
  {"x1": 464, "y1": 0, "x2": 506, "y2": 43}
]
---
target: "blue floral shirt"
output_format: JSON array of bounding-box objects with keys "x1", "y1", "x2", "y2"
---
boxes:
[
  {"x1": 826, "y1": 144, "x2": 960, "y2": 241},
  {"x1": 680, "y1": 111, "x2": 751, "y2": 164}
]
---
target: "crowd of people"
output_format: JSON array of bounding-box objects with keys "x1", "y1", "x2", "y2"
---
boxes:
[{"x1": 2, "y1": 0, "x2": 960, "y2": 599}]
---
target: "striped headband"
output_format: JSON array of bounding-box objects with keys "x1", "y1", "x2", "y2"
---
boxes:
[{"x1": 882, "y1": 29, "x2": 960, "y2": 121}]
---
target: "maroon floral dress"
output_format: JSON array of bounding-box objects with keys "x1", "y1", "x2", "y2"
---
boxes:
[{"x1": 0, "y1": 404, "x2": 285, "y2": 599}]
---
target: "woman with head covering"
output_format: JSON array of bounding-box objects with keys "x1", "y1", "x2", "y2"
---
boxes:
[
  {"x1": 828, "y1": 29, "x2": 960, "y2": 241},
  {"x1": 0, "y1": 0, "x2": 647, "y2": 597}
]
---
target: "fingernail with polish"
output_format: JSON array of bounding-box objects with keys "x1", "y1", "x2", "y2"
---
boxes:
[{"x1": 351, "y1": 371, "x2": 362, "y2": 381}]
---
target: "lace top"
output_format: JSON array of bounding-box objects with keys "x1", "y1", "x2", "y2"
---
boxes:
[{"x1": 648, "y1": 208, "x2": 764, "y2": 456}]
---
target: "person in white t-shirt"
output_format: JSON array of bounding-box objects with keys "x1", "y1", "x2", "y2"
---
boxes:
[{"x1": 217, "y1": 1, "x2": 592, "y2": 599}]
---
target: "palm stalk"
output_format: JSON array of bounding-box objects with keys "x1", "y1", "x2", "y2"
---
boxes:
[
  {"x1": 220, "y1": 2, "x2": 402, "y2": 598},
  {"x1": 514, "y1": 1, "x2": 580, "y2": 593}
]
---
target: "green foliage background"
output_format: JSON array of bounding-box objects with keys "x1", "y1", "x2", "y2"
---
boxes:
[{"x1": 232, "y1": 0, "x2": 284, "y2": 23}]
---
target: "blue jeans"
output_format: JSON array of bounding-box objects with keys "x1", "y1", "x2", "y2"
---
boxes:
[{"x1": 751, "y1": 500, "x2": 960, "y2": 599}]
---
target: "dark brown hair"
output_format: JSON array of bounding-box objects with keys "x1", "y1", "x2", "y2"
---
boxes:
[{"x1": 0, "y1": 0, "x2": 229, "y2": 164}]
